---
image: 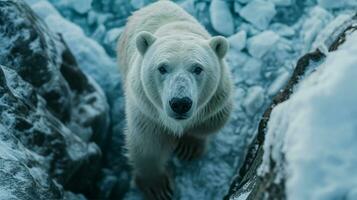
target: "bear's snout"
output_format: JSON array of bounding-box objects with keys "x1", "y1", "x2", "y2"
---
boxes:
[{"x1": 169, "y1": 97, "x2": 192, "y2": 118}]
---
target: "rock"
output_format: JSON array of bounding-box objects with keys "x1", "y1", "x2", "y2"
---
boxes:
[
  {"x1": 239, "y1": 0, "x2": 276, "y2": 30},
  {"x1": 29, "y1": 1, "x2": 130, "y2": 199},
  {"x1": 247, "y1": 31, "x2": 280, "y2": 58},
  {"x1": 228, "y1": 31, "x2": 247, "y2": 51},
  {"x1": 209, "y1": 0, "x2": 235, "y2": 36},
  {"x1": 0, "y1": 0, "x2": 110, "y2": 198},
  {"x1": 225, "y1": 14, "x2": 357, "y2": 200}
]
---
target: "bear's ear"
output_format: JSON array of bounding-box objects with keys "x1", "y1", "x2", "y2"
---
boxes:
[
  {"x1": 209, "y1": 36, "x2": 229, "y2": 59},
  {"x1": 136, "y1": 31, "x2": 157, "y2": 56}
]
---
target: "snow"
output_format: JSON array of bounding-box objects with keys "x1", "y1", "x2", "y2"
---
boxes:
[
  {"x1": 239, "y1": 0, "x2": 277, "y2": 30},
  {"x1": 247, "y1": 30, "x2": 280, "y2": 58},
  {"x1": 209, "y1": 0, "x2": 235, "y2": 36},
  {"x1": 262, "y1": 30, "x2": 357, "y2": 200},
  {"x1": 228, "y1": 31, "x2": 247, "y2": 52}
]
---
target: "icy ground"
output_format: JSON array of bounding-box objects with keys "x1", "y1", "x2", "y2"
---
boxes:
[{"x1": 25, "y1": 0, "x2": 357, "y2": 199}]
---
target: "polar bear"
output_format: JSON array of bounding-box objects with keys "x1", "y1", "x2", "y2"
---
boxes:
[{"x1": 117, "y1": 0, "x2": 234, "y2": 199}]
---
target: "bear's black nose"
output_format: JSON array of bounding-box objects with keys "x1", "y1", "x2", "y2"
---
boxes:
[{"x1": 169, "y1": 97, "x2": 192, "y2": 115}]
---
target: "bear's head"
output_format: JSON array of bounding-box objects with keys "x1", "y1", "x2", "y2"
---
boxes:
[{"x1": 136, "y1": 31, "x2": 228, "y2": 123}]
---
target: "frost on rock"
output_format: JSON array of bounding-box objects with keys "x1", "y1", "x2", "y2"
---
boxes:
[
  {"x1": 226, "y1": 13, "x2": 357, "y2": 200},
  {"x1": 239, "y1": 0, "x2": 276, "y2": 30},
  {"x1": 209, "y1": 0, "x2": 235, "y2": 36},
  {"x1": 27, "y1": 1, "x2": 130, "y2": 199},
  {"x1": 0, "y1": 0, "x2": 110, "y2": 199},
  {"x1": 247, "y1": 31, "x2": 280, "y2": 58},
  {"x1": 263, "y1": 22, "x2": 357, "y2": 200}
]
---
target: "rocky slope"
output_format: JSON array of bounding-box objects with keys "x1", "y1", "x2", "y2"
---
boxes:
[{"x1": 0, "y1": 0, "x2": 109, "y2": 199}]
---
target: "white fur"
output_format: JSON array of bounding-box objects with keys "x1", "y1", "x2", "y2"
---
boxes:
[{"x1": 117, "y1": 0, "x2": 234, "y2": 197}]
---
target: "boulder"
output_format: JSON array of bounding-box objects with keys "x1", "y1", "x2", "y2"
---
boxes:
[{"x1": 0, "y1": 0, "x2": 110, "y2": 198}]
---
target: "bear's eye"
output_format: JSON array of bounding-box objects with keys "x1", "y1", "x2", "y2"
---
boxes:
[
  {"x1": 158, "y1": 65, "x2": 168, "y2": 74},
  {"x1": 193, "y1": 65, "x2": 203, "y2": 75}
]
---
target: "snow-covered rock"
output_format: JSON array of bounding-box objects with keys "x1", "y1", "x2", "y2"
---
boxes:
[
  {"x1": 226, "y1": 13, "x2": 357, "y2": 200},
  {"x1": 228, "y1": 30, "x2": 247, "y2": 51},
  {"x1": 247, "y1": 31, "x2": 280, "y2": 58},
  {"x1": 209, "y1": 0, "x2": 235, "y2": 35},
  {"x1": 28, "y1": 1, "x2": 129, "y2": 199},
  {"x1": 264, "y1": 27, "x2": 357, "y2": 200},
  {"x1": 239, "y1": 0, "x2": 276, "y2": 30},
  {"x1": 0, "y1": 0, "x2": 110, "y2": 198}
]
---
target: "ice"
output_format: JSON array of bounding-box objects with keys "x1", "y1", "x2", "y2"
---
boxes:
[
  {"x1": 317, "y1": 0, "x2": 357, "y2": 9},
  {"x1": 270, "y1": 0, "x2": 293, "y2": 6},
  {"x1": 267, "y1": 70, "x2": 290, "y2": 96},
  {"x1": 237, "y1": 0, "x2": 252, "y2": 4},
  {"x1": 209, "y1": 0, "x2": 235, "y2": 36},
  {"x1": 262, "y1": 30, "x2": 357, "y2": 200},
  {"x1": 242, "y1": 86, "x2": 265, "y2": 117},
  {"x1": 233, "y1": 1, "x2": 243, "y2": 14},
  {"x1": 67, "y1": 0, "x2": 93, "y2": 14},
  {"x1": 247, "y1": 31, "x2": 280, "y2": 58},
  {"x1": 104, "y1": 28, "x2": 123, "y2": 52},
  {"x1": 239, "y1": 0, "x2": 276, "y2": 30},
  {"x1": 130, "y1": 0, "x2": 150, "y2": 10},
  {"x1": 301, "y1": 7, "x2": 333, "y2": 51},
  {"x1": 270, "y1": 23, "x2": 295, "y2": 37},
  {"x1": 228, "y1": 30, "x2": 247, "y2": 51}
]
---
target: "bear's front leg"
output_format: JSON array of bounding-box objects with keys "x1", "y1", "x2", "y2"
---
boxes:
[
  {"x1": 175, "y1": 102, "x2": 233, "y2": 161},
  {"x1": 175, "y1": 135, "x2": 208, "y2": 161},
  {"x1": 125, "y1": 115, "x2": 176, "y2": 200}
]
